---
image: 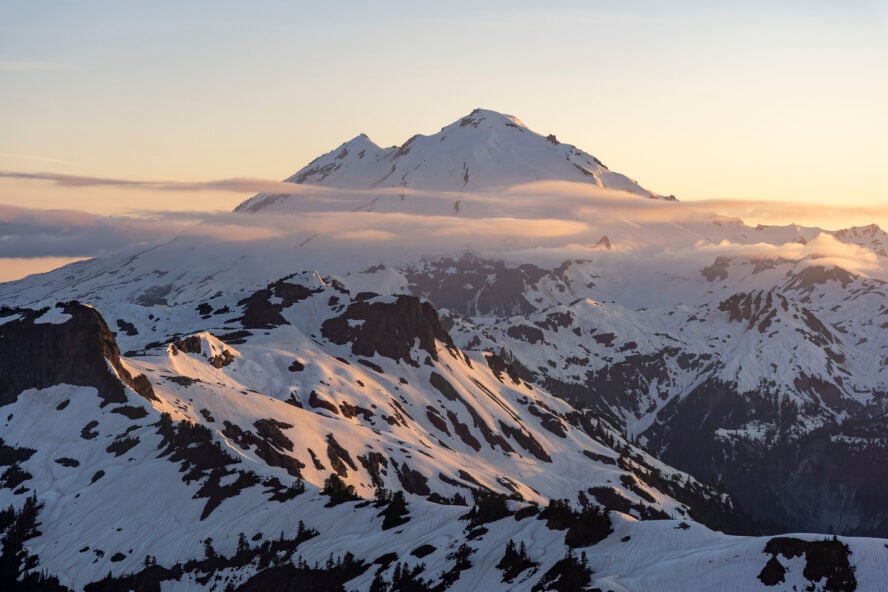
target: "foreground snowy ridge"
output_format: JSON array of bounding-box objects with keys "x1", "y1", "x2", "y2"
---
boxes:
[{"x1": 0, "y1": 283, "x2": 876, "y2": 591}]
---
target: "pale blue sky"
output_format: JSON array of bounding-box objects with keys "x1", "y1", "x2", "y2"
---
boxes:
[{"x1": 2, "y1": 1, "x2": 887, "y2": 211}]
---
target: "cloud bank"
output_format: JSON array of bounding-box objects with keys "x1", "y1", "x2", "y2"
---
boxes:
[{"x1": 2, "y1": 173, "x2": 887, "y2": 283}]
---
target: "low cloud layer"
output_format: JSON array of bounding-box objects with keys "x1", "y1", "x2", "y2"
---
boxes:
[
  {"x1": 0, "y1": 204, "x2": 283, "y2": 258},
  {"x1": 694, "y1": 233, "x2": 883, "y2": 276},
  {"x1": 2, "y1": 173, "x2": 887, "y2": 283}
]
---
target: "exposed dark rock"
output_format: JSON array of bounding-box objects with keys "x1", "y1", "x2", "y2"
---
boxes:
[
  {"x1": 325, "y1": 434, "x2": 357, "y2": 477},
  {"x1": 701, "y1": 256, "x2": 731, "y2": 281},
  {"x1": 591, "y1": 332, "x2": 615, "y2": 346},
  {"x1": 393, "y1": 461, "x2": 430, "y2": 496},
  {"x1": 357, "y1": 452, "x2": 387, "y2": 488},
  {"x1": 237, "y1": 278, "x2": 319, "y2": 329},
  {"x1": 411, "y1": 544, "x2": 436, "y2": 559},
  {"x1": 582, "y1": 450, "x2": 617, "y2": 466},
  {"x1": 527, "y1": 405, "x2": 567, "y2": 438},
  {"x1": 0, "y1": 302, "x2": 156, "y2": 407},
  {"x1": 221, "y1": 420, "x2": 304, "y2": 478},
  {"x1": 404, "y1": 255, "x2": 547, "y2": 317},
  {"x1": 339, "y1": 401, "x2": 373, "y2": 421},
  {"x1": 425, "y1": 406, "x2": 450, "y2": 435},
  {"x1": 171, "y1": 334, "x2": 234, "y2": 368},
  {"x1": 166, "y1": 375, "x2": 200, "y2": 387},
  {"x1": 218, "y1": 330, "x2": 252, "y2": 344},
  {"x1": 760, "y1": 537, "x2": 856, "y2": 591},
  {"x1": 485, "y1": 353, "x2": 522, "y2": 385},
  {"x1": 357, "y1": 358, "x2": 384, "y2": 373},
  {"x1": 134, "y1": 285, "x2": 172, "y2": 306},
  {"x1": 308, "y1": 391, "x2": 339, "y2": 415},
  {"x1": 253, "y1": 419, "x2": 295, "y2": 451},
  {"x1": 111, "y1": 405, "x2": 148, "y2": 420},
  {"x1": 498, "y1": 421, "x2": 551, "y2": 462},
  {"x1": 447, "y1": 410, "x2": 482, "y2": 451},
  {"x1": 308, "y1": 448, "x2": 326, "y2": 471},
  {"x1": 587, "y1": 487, "x2": 669, "y2": 521},
  {"x1": 115, "y1": 319, "x2": 138, "y2": 336},
  {"x1": 507, "y1": 323, "x2": 545, "y2": 345},
  {"x1": 0, "y1": 438, "x2": 35, "y2": 466},
  {"x1": 321, "y1": 295, "x2": 454, "y2": 365},
  {"x1": 785, "y1": 265, "x2": 855, "y2": 291}
]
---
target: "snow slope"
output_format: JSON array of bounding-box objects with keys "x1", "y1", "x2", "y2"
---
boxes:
[{"x1": 0, "y1": 286, "x2": 877, "y2": 592}]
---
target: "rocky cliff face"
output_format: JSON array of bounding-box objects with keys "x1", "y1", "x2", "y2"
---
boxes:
[
  {"x1": 0, "y1": 302, "x2": 155, "y2": 408},
  {"x1": 321, "y1": 294, "x2": 456, "y2": 365}
]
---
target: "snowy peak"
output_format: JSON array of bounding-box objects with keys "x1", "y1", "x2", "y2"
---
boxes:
[
  {"x1": 236, "y1": 108, "x2": 669, "y2": 212},
  {"x1": 834, "y1": 223, "x2": 888, "y2": 256},
  {"x1": 446, "y1": 108, "x2": 528, "y2": 131},
  {"x1": 281, "y1": 132, "x2": 391, "y2": 186}
]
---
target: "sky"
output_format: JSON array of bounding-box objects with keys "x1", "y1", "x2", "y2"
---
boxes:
[{"x1": 1, "y1": 1, "x2": 887, "y2": 280}]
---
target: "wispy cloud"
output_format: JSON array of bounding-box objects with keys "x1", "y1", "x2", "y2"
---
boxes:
[
  {"x1": 0, "y1": 204, "x2": 283, "y2": 258},
  {"x1": 0, "y1": 153, "x2": 81, "y2": 167},
  {"x1": 0, "y1": 170, "x2": 319, "y2": 195}
]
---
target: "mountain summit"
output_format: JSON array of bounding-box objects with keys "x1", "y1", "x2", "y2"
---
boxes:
[{"x1": 236, "y1": 108, "x2": 671, "y2": 212}]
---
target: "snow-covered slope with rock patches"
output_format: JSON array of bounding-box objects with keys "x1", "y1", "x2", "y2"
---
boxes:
[
  {"x1": 3, "y1": 108, "x2": 888, "y2": 590},
  {"x1": 402, "y1": 247, "x2": 888, "y2": 537},
  {"x1": 2, "y1": 281, "x2": 883, "y2": 592},
  {"x1": 1, "y1": 280, "x2": 761, "y2": 591},
  {"x1": 235, "y1": 108, "x2": 669, "y2": 213}
]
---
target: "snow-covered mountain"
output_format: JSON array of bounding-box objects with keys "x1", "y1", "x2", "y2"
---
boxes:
[
  {"x1": 235, "y1": 108, "x2": 669, "y2": 213},
  {"x1": 2, "y1": 109, "x2": 887, "y2": 591}
]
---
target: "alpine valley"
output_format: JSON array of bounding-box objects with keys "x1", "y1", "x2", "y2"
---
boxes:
[{"x1": 2, "y1": 109, "x2": 887, "y2": 591}]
